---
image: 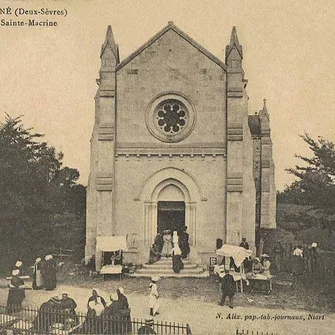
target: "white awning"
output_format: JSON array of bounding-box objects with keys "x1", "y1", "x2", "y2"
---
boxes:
[
  {"x1": 96, "y1": 236, "x2": 128, "y2": 252},
  {"x1": 216, "y1": 244, "x2": 252, "y2": 267}
]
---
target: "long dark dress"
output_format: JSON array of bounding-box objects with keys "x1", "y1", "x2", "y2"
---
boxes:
[
  {"x1": 220, "y1": 273, "x2": 235, "y2": 307},
  {"x1": 60, "y1": 297, "x2": 79, "y2": 326},
  {"x1": 32, "y1": 261, "x2": 43, "y2": 290},
  {"x1": 179, "y1": 232, "x2": 190, "y2": 259},
  {"x1": 172, "y1": 253, "x2": 184, "y2": 273},
  {"x1": 118, "y1": 292, "x2": 132, "y2": 334},
  {"x1": 149, "y1": 245, "x2": 161, "y2": 264},
  {"x1": 6, "y1": 276, "x2": 25, "y2": 313},
  {"x1": 292, "y1": 255, "x2": 304, "y2": 275},
  {"x1": 154, "y1": 234, "x2": 164, "y2": 253},
  {"x1": 32, "y1": 298, "x2": 61, "y2": 332},
  {"x1": 41, "y1": 259, "x2": 57, "y2": 290},
  {"x1": 72, "y1": 295, "x2": 106, "y2": 334},
  {"x1": 138, "y1": 324, "x2": 157, "y2": 335},
  {"x1": 103, "y1": 300, "x2": 124, "y2": 335}
]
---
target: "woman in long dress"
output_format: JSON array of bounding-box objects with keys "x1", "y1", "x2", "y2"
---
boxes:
[
  {"x1": 172, "y1": 243, "x2": 184, "y2": 273},
  {"x1": 117, "y1": 287, "x2": 132, "y2": 334},
  {"x1": 261, "y1": 254, "x2": 271, "y2": 277},
  {"x1": 149, "y1": 244, "x2": 161, "y2": 264},
  {"x1": 148, "y1": 276, "x2": 160, "y2": 316},
  {"x1": 103, "y1": 292, "x2": 124, "y2": 335},
  {"x1": 6, "y1": 269, "x2": 25, "y2": 313},
  {"x1": 59, "y1": 293, "x2": 79, "y2": 327},
  {"x1": 32, "y1": 296, "x2": 61, "y2": 332},
  {"x1": 32, "y1": 257, "x2": 43, "y2": 290},
  {"x1": 42, "y1": 255, "x2": 57, "y2": 290},
  {"x1": 161, "y1": 230, "x2": 173, "y2": 257}
]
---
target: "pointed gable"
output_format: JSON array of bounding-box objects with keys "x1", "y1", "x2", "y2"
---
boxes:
[{"x1": 117, "y1": 22, "x2": 226, "y2": 71}]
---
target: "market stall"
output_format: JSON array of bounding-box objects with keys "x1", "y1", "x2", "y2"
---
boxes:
[
  {"x1": 215, "y1": 244, "x2": 252, "y2": 293},
  {"x1": 246, "y1": 272, "x2": 274, "y2": 294},
  {"x1": 96, "y1": 236, "x2": 128, "y2": 280}
]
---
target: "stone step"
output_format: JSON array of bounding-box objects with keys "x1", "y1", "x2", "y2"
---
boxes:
[
  {"x1": 136, "y1": 267, "x2": 204, "y2": 274},
  {"x1": 142, "y1": 263, "x2": 198, "y2": 269},
  {"x1": 129, "y1": 271, "x2": 209, "y2": 278},
  {"x1": 152, "y1": 258, "x2": 192, "y2": 265}
]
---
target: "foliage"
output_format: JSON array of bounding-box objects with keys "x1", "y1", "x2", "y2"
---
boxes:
[
  {"x1": 278, "y1": 133, "x2": 335, "y2": 235},
  {"x1": 0, "y1": 114, "x2": 86, "y2": 271}
]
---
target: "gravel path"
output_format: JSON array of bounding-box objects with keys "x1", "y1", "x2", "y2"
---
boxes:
[{"x1": 0, "y1": 278, "x2": 334, "y2": 335}]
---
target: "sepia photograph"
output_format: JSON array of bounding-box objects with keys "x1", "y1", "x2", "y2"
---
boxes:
[{"x1": 0, "y1": 0, "x2": 335, "y2": 334}]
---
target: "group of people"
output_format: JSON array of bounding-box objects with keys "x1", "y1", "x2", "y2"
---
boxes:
[
  {"x1": 30, "y1": 288, "x2": 132, "y2": 334},
  {"x1": 149, "y1": 227, "x2": 190, "y2": 274},
  {"x1": 6, "y1": 255, "x2": 58, "y2": 313},
  {"x1": 32, "y1": 293, "x2": 78, "y2": 332},
  {"x1": 33, "y1": 255, "x2": 58, "y2": 290},
  {"x1": 292, "y1": 243, "x2": 318, "y2": 277}
]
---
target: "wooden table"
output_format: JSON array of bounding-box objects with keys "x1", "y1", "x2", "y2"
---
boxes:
[
  {"x1": 215, "y1": 266, "x2": 247, "y2": 293},
  {"x1": 100, "y1": 265, "x2": 123, "y2": 280},
  {"x1": 246, "y1": 273, "x2": 274, "y2": 294}
]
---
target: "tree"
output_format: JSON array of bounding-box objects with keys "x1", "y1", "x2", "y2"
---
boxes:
[
  {"x1": 279, "y1": 133, "x2": 335, "y2": 234},
  {"x1": 0, "y1": 114, "x2": 86, "y2": 270}
]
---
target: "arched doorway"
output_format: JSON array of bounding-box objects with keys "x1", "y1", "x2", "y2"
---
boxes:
[
  {"x1": 138, "y1": 167, "x2": 205, "y2": 249},
  {"x1": 157, "y1": 184, "x2": 186, "y2": 234},
  {"x1": 157, "y1": 201, "x2": 185, "y2": 233}
]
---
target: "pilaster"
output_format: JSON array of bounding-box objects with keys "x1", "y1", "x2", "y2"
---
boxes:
[
  {"x1": 86, "y1": 26, "x2": 119, "y2": 265},
  {"x1": 225, "y1": 27, "x2": 248, "y2": 244}
]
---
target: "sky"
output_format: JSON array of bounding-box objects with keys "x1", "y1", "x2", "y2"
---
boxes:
[{"x1": 1, "y1": 0, "x2": 335, "y2": 190}]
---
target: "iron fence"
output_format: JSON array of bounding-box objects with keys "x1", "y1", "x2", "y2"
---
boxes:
[{"x1": 0, "y1": 305, "x2": 191, "y2": 335}]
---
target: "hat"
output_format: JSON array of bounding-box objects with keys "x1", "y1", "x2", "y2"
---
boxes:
[
  {"x1": 110, "y1": 292, "x2": 118, "y2": 301},
  {"x1": 45, "y1": 255, "x2": 53, "y2": 261},
  {"x1": 151, "y1": 275, "x2": 160, "y2": 282},
  {"x1": 254, "y1": 257, "x2": 260, "y2": 262},
  {"x1": 15, "y1": 261, "x2": 22, "y2": 268},
  {"x1": 261, "y1": 254, "x2": 270, "y2": 258},
  {"x1": 12, "y1": 269, "x2": 19, "y2": 276},
  {"x1": 311, "y1": 242, "x2": 317, "y2": 248}
]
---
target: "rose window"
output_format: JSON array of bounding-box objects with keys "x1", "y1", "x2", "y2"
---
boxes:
[{"x1": 156, "y1": 100, "x2": 187, "y2": 134}]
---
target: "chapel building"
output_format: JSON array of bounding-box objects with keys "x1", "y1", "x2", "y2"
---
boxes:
[{"x1": 85, "y1": 22, "x2": 276, "y2": 269}]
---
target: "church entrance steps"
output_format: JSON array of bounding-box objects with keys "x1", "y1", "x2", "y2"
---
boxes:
[
  {"x1": 129, "y1": 271, "x2": 209, "y2": 278},
  {"x1": 142, "y1": 263, "x2": 198, "y2": 269},
  {"x1": 129, "y1": 257, "x2": 209, "y2": 278},
  {"x1": 142, "y1": 258, "x2": 192, "y2": 266}
]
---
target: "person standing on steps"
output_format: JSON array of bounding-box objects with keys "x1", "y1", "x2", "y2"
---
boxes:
[
  {"x1": 154, "y1": 233, "x2": 164, "y2": 253},
  {"x1": 171, "y1": 243, "x2": 184, "y2": 273},
  {"x1": 179, "y1": 227, "x2": 190, "y2": 259},
  {"x1": 148, "y1": 276, "x2": 160, "y2": 316},
  {"x1": 161, "y1": 230, "x2": 173, "y2": 257}
]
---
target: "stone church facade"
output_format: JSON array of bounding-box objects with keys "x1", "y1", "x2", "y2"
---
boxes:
[{"x1": 85, "y1": 22, "x2": 276, "y2": 268}]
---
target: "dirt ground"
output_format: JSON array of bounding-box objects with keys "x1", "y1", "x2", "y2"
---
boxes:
[{"x1": 1, "y1": 270, "x2": 334, "y2": 335}]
